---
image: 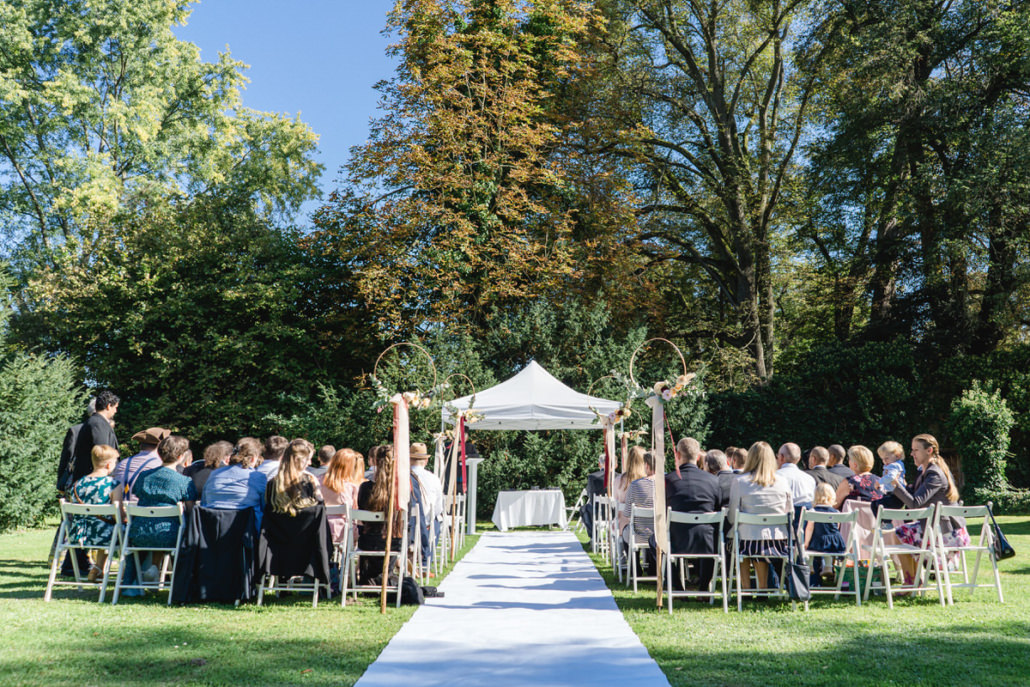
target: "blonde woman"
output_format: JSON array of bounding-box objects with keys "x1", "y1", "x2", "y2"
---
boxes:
[
  {"x1": 614, "y1": 446, "x2": 647, "y2": 533},
  {"x1": 727, "y1": 441, "x2": 793, "y2": 590},
  {"x1": 318, "y1": 449, "x2": 362, "y2": 542},
  {"x1": 890, "y1": 434, "x2": 969, "y2": 584},
  {"x1": 266, "y1": 439, "x2": 323, "y2": 516},
  {"x1": 833, "y1": 444, "x2": 880, "y2": 509}
]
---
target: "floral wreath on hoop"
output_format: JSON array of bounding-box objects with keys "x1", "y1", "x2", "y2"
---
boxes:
[
  {"x1": 370, "y1": 342, "x2": 443, "y2": 412},
  {"x1": 621, "y1": 337, "x2": 703, "y2": 405}
]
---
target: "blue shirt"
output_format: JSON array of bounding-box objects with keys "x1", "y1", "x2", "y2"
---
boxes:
[{"x1": 200, "y1": 464, "x2": 267, "y2": 528}]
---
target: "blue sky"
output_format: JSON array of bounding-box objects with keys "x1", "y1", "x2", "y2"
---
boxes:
[{"x1": 174, "y1": 1, "x2": 397, "y2": 225}]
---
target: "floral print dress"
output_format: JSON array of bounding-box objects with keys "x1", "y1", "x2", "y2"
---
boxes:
[{"x1": 67, "y1": 475, "x2": 117, "y2": 546}]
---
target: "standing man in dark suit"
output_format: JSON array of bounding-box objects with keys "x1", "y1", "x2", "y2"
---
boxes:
[
  {"x1": 55, "y1": 397, "x2": 97, "y2": 577},
  {"x1": 72, "y1": 390, "x2": 120, "y2": 482},
  {"x1": 663, "y1": 437, "x2": 722, "y2": 589},
  {"x1": 806, "y1": 446, "x2": 844, "y2": 490},
  {"x1": 827, "y1": 444, "x2": 855, "y2": 480}
]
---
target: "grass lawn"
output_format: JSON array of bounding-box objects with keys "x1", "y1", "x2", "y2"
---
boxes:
[
  {"x1": 0, "y1": 526, "x2": 478, "y2": 687},
  {"x1": 587, "y1": 515, "x2": 1030, "y2": 687}
]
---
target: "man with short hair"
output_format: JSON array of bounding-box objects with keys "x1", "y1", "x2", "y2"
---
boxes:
[
  {"x1": 663, "y1": 437, "x2": 722, "y2": 589},
  {"x1": 704, "y1": 449, "x2": 735, "y2": 505},
  {"x1": 410, "y1": 443, "x2": 444, "y2": 572},
  {"x1": 827, "y1": 444, "x2": 855, "y2": 479},
  {"x1": 726, "y1": 446, "x2": 747, "y2": 472},
  {"x1": 258, "y1": 435, "x2": 289, "y2": 478},
  {"x1": 72, "y1": 390, "x2": 119, "y2": 482},
  {"x1": 805, "y1": 446, "x2": 844, "y2": 490},
  {"x1": 111, "y1": 427, "x2": 170, "y2": 502},
  {"x1": 777, "y1": 443, "x2": 816, "y2": 509},
  {"x1": 309, "y1": 445, "x2": 334, "y2": 477}
]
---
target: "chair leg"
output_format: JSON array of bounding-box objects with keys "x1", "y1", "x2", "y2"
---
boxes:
[{"x1": 44, "y1": 539, "x2": 64, "y2": 602}]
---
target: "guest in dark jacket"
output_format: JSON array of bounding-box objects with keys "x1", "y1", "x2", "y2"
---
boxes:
[
  {"x1": 72, "y1": 390, "x2": 119, "y2": 482},
  {"x1": 704, "y1": 449, "x2": 736, "y2": 505},
  {"x1": 826, "y1": 444, "x2": 855, "y2": 479},
  {"x1": 662, "y1": 437, "x2": 722, "y2": 589},
  {"x1": 805, "y1": 446, "x2": 845, "y2": 490}
]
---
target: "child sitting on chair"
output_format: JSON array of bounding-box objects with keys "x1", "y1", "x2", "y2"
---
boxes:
[
  {"x1": 805, "y1": 483, "x2": 846, "y2": 586},
  {"x1": 68, "y1": 444, "x2": 121, "y2": 582}
]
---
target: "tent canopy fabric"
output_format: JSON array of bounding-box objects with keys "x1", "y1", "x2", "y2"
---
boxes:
[{"x1": 441, "y1": 361, "x2": 621, "y2": 431}]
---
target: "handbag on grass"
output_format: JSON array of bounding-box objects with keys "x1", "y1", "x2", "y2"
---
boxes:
[
  {"x1": 786, "y1": 515, "x2": 811, "y2": 602},
  {"x1": 987, "y1": 504, "x2": 1016, "y2": 561}
]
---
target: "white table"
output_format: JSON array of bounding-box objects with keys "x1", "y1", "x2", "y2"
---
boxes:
[{"x1": 491, "y1": 490, "x2": 568, "y2": 532}]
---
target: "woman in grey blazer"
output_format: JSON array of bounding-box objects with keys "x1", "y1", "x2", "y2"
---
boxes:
[{"x1": 727, "y1": 441, "x2": 793, "y2": 590}]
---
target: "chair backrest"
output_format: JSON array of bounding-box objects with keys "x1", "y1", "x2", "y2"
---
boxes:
[
  {"x1": 735, "y1": 511, "x2": 789, "y2": 527},
  {"x1": 350, "y1": 509, "x2": 385, "y2": 523},
  {"x1": 797, "y1": 508, "x2": 856, "y2": 526},
  {"x1": 124, "y1": 503, "x2": 184, "y2": 519},
  {"x1": 667, "y1": 508, "x2": 726, "y2": 526},
  {"x1": 630, "y1": 505, "x2": 655, "y2": 519},
  {"x1": 324, "y1": 504, "x2": 350, "y2": 518},
  {"x1": 876, "y1": 505, "x2": 936, "y2": 525},
  {"x1": 60, "y1": 500, "x2": 120, "y2": 519},
  {"x1": 937, "y1": 504, "x2": 989, "y2": 520}
]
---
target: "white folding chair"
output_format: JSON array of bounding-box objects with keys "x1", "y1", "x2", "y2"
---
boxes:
[
  {"x1": 113, "y1": 503, "x2": 185, "y2": 605},
  {"x1": 324, "y1": 504, "x2": 351, "y2": 592},
  {"x1": 627, "y1": 505, "x2": 656, "y2": 592},
  {"x1": 863, "y1": 504, "x2": 945, "y2": 609},
  {"x1": 45, "y1": 500, "x2": 123, "y2": 603},
  {"x1": 256, "y1": 505, "x2": 334, "y2": 608},
  {"x1": 567, "y1": 488, "x2": 587, "y2": 533},
  {"x1": 593, "y1": 496, "x2": 615, "y2": 563},
  {"x1": 730, "y1": 512, "x2": 792, "y2": 612},
  {"x1": 797, "y1": 508, "x2": 862, "y2": 608},
  {"x1": 611, "y1": 500, "x2": 627, "y2": 583},
  {"x1": 665, "y1": 508, "x2": 728, "y2": 613},
  {"x1": 340, "y1": 509, "x2": 408, "y2": 607},
  {"x1": 935, "y1": 503, "x2": 1004, "y2": 604}
]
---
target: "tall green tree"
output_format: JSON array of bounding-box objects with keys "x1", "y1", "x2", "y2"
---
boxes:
[{"x1": 0, "y1": 0, "x2": 321, "y2": 260}]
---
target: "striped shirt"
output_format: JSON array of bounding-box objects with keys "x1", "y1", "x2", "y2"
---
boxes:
[{"x1": 622, "y1": 476, "x2": 655, "y2": 544}]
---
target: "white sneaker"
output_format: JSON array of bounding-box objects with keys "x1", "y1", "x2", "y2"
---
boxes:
[{"x1": 142, "y1": 565, "x2": 160, "y2": 583}]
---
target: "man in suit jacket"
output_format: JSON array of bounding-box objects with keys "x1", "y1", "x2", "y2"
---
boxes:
[
  {"x1": 805, "y1": 446, "x2": 844, "y2": 490},
  {"x1": 827, "y1": 444, "x2": 856, "y2": 479},
  {"x1": 72, "y1": 390, "x2": 119, "y2": 482},
  {"x1": 664, "y1": 437, "x2": 722, "y2": 589}
]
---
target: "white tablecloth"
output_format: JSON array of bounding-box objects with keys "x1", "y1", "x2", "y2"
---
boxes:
[{"x1": 491, "y1": 490, "x2": 568, "y2": 532}]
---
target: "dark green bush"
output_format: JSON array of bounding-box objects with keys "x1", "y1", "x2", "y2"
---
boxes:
[
  {"x1": 972, "y1": 488, "x2": 1030, "y2": 515},
  {"x1": 949, "y1": 381, "x2": 1015, "y2": 494},
  {"x1": 0, "y1": 352, "x2": 85, "y2": 531}
]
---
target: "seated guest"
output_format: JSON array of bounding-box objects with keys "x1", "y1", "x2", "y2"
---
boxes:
[
  {"x1": 726, "y1": 446, "x2": 747, "y2": 473},
  {"x1": 318, "y1": 448, "x2": 362, "y2": 543},
  {"x1": 356, "y1": 445, "x2": 404, "y2": 584},
  {"x1": 68, "y1": 445, "x2": 121, "y2": 582},
  {"x1": 353, "y1": 453, "x2": 367, "y2": 484},
  {"x1": 308, "y1": 445, "x2": 334, "y2": 478},
  {"x1": 622, "y1": 450, "x2": 656, "y2": 574},
  {"x1": 410, "y1": 443, "x2": 444, "y2": 569},
  {"x1": 111, "y1": 427, "x2": 170, "y2": 502},
  {"x1": 130, "y1": 435, "x2": 198, "y2": 581},
  {"x1": 728, "y1": 441, "x2": 793, "y2": 590},
  {"x1": 184, "y1": 440, "x2": 232, "y2": 498},
  {"x1": 804, "y1": 483, "x2": 846, "y2": 586},
  {"x1": 257, "y1": 435, "x2": 289, "y2": 479},
  {"x1": 364, "y1": 445, "x2": 381, "y2": 481},
  {"x1": 266, "y1": 439, "x2": 323, "y2": 515},
  {"x1": 827, "y1": 444, "x2": 855, "y2": 479},
  {"x1": 664, "y1": 437, "x2": 722, "y2": 588},
  {"x1": 890, "y1": 433, "x2": 969, "y2": 584},
  {"x1": 614, "y1": 446, "x2": 647, "y2": 535},
  {"x1": 777, "y1": 442, "x2": 816, "y2": 509},
  {"x1": 805, "y1": 446, "x2": 844, "y2": 490},
  {"x1": 834, "y1": 444, "x2": 881, "y2": 509},
  {"x1": 580, "y1": 454, "x2": 606, "y2": 544},
  {"x1": 704, "y1": 449, "x2": 735, "y2": 505},
  {"x1": 201, "y1": 437, "x2": 268, "y2": 528}
]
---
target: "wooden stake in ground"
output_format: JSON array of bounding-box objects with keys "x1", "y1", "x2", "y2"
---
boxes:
[
  {"x1": 447, "y1": 432, "x2": 460, "y2": 561},
  {"x1": 379, "y1": 462, "x2": 397, "y2": 614}
]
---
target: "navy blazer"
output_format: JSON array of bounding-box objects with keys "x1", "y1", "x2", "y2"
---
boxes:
[{"x1": 665, "y1": 464, "x2": 723, "y2": 554}]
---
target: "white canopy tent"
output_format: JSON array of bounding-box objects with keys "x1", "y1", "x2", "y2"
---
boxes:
[
  {"x1": 441, "y1": 360, "x2": 622, "y2": 430},
  {"x1": 440, "y1": 361, "x2": 622, "y2": 533}
]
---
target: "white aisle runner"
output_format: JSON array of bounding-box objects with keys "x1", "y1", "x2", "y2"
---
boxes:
[{"x1": 355, "y1": 531, "x2": 671, "y2": 687}]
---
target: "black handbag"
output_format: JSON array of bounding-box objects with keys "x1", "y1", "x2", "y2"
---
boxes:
[
  {"x1": 987, "y1": 505, "x2": 1016, "y2": 561},
  {"x1": 786, "y1": 514, "x2": 811, "y2": 602}
]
